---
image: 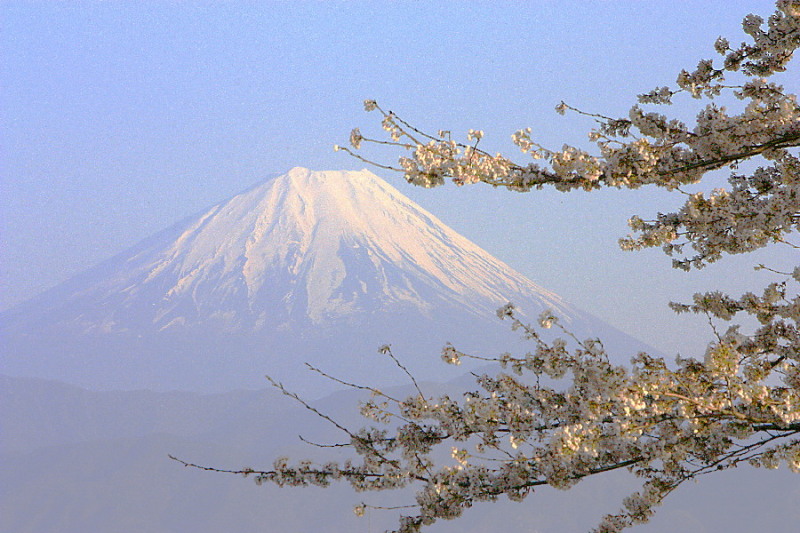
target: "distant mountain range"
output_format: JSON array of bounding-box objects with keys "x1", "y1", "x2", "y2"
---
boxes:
[
  {"x1": 1, "y1": 167, "x2": 654, "y2": 395},
  {"x1": 2, "y1": 373, "x2": 798, "y2": 533}
]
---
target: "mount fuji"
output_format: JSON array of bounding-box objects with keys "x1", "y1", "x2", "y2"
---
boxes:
[
  {"x1": 4, "y1": 168, "x2": 796, "y2": 533},
  {"x1": 1, "y1": 167, "x2": 652, "y2": 394}
]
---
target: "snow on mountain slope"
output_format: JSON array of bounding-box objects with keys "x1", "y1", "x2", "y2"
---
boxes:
[
  {"x1": 30, "y1": 167, "x2": 570, "y2": 330},
  {"x1": 1, "y1": 167, "x2": 653, "y2": 394}
]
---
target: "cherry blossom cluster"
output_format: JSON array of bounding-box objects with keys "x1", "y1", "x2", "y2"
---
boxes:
[
  {"x1": 177, "y1": 3, "x2": 800, "y2": 532},
  {"x1": 339, "y1": 1, "x2": 799, "y2": 270},
  {"x1": 180, "y1": 294, "x2": 798, "y2": 532}
]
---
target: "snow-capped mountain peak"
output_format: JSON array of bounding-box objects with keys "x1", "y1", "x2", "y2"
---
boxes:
[{"x1": 104, "y1": 167, "x2": 569, "y2": 330}]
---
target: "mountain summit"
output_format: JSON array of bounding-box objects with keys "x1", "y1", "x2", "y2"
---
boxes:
[
  {"x1": 2, "y1": 168, "x2": 649, "y2": 394},
  {"x1": 96, "y1": 166, "x2": 569, "y2": 330}
]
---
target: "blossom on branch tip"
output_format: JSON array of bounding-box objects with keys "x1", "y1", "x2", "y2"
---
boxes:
[
  {"x1": 467, "y1": 129, "x2": 484, "y2": 141},
  {"x1": 350, "y1": 128, "x2": 363, "y2": 149}
]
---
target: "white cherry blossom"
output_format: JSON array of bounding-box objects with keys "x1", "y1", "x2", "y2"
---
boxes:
[{"x1": 177, "y1": 3, "x2": 800, "y2": 532}]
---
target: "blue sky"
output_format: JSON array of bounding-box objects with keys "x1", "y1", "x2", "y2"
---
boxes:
[{"x1": 2, "y1": 1, "x2": 794, "y2": 357}]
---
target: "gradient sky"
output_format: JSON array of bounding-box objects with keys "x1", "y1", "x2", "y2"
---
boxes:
[{"x1": 2, "y1": 0, "x2": 795, "y2": 357}]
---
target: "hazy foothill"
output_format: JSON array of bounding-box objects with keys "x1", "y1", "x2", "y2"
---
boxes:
[{"x1": 2, "y1": 1, "x2": 799, "y2": 533}]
